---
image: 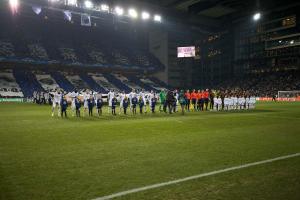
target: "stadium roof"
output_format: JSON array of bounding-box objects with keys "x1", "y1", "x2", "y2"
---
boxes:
[
  {"x1": 93, "y1": 0, "x2": 299, "y2": 30},
  {"x1": 115, "y1": 0, "x2": 299, "y2": 18}
]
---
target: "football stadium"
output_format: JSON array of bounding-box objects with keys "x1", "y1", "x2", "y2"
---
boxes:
[{"x1": 0, "y1": 0, "x2": 300, "y2": 200}]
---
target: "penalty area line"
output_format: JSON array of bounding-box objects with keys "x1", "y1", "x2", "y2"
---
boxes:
[{"x1": 92, "y1": 152, "x2": 300, "y2": 200}]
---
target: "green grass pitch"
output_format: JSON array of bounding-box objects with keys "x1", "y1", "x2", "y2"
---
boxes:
[{"x1": 0, "y1": 102, "x2": 300, "y2": 200}]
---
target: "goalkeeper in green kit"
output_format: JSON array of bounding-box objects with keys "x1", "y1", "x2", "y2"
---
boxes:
[{"x1": 159, "y1": 89, "x2": 167, "y2": 112}]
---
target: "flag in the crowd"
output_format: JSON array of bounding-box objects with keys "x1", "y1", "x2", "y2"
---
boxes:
[
  {"x1": 32, "y1": 6, "x2": 42, "y2": 15},
  {"x1": 63, "y1": 10, "x2": 72, "y2": 22},
  {"x1": 81, "y1": 14, "x2": 91, "y2": 26}
]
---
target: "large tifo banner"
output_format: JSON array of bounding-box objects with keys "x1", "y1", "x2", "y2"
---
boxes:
[{"x1": 177, "y1": 46, "x2": 195, "y2": 58}]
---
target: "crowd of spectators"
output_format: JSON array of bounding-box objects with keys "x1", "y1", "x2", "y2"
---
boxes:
[{"x1": 214, "y1": 70, "x2": 300, "y2": 97}]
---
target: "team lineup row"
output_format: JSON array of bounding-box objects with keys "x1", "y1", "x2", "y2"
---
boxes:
[{"x1": 46, "y1": 89, "x2": 257, "y2": 117}]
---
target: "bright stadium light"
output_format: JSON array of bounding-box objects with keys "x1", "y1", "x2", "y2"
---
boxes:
[
  {"x1": 9, "y1": 0, "x2": 19, "y2": 13},
  {"x1": 67, "y1": 0, "x2": 77, "y2": 6},
  {"x1": 128, "y1": 8, "x2": 138, "y2": 18},
  {"x1": 141, "y1": 12, "x2": 150, "y2": 20},
  {"x1": 100, "y1": 4, "x2": 109, "y2": 11},
  {"x1": 115, "y1": 6, "x2": 124, "y2": 16},
  {"x1": 84, "y1": 0, "x2": 93, "y2": 9},
  {"x1": 290, "y1": 40, "x2": 294, "y2": 44},
  {"x1": 253, "y1": 12, "x2": 261, "y2": 21},
  {"x1": 154, "y1": 15, "x2": 161, "y2": 22}
]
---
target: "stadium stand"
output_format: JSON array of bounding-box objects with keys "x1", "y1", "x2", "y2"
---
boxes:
[
  {"x1": 112, "y1": 74, "x2": 142, "y2": 91},
  {"x1": 88, "y1": 73, "x2": 119, "y2": 92},
  {"x1": 64, "y1": 74, "x2": 90, "y2": 90},
  {"x1": 13, "y1": 70, "x2": 44, "y2": 97},
  {"x1": 0, "y1": 40, "x2": 15, "y2": 58},
  {"x1": 126, "y1": 75, "x2": 157, "y2": 92},
  {"x1": 214, "y1": 70, "x2": 300, "y2": 97},
  {"x1": 103, "y1": 74, "x2": 132, "y2": 93},
  {"x1": 0, "y1": 70, "x2": 23, "y2": 97},
  {"x1": 79, "y1": 74, "x2": 107, "y2": 93},
  {"x1": 139, "y1": 77, "x2": 167, "y2": 91},
  {"x1": 28, "y1": 44, "x2": 49, "y2": 60},
  {"x1": 35, "y1": 72, "x2": 60, "y2": 91},
  {"x1": 50, "y1": 72, "x2": 75, "y2": 92}
]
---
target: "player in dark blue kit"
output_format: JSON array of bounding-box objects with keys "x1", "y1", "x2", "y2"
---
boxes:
[
  {"x1": 60, "y1": 95, "x2": 68, "y2": 118},
  {"x1": 122, "y1": 97, "x2": 129, "y2": 115},
  {"x1": 87, "y1": 96, "x2": 95, "y2": 116},
  {"x1": 111, "y1": 97, "x2": 117, "y2": 115},
  {"x1": 131, "y1": 96, "x2": 138, "y2": 115},
  {"x1": 151, "y1": 95, "x2": 157, "y2": 113},
  {"x1": 138, "y1": 96, "x2": 144, "y2": 114},
  {"x1": 75, "y1": 96, "x2": 81, "y2": 117},
  {"x1": 96, "y1": 96, "x2": 103, "y2": 116}
]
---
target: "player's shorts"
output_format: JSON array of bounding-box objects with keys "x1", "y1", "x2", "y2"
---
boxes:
[
  {"x1": 192, "y1": 99, "x2": 197, "y2": 104},
  {"x1": 84, "y1": 101, "x2": 88, "y2": 108},
  {"x1": 71, "y1": 102, "x2": 76, "y2": 109},
  {"x1": 204, "y1": 98, "x2": 209, "y2": 103},
  {"x1": 108, "y1": 99, "x2": 112, "y2": 107},
  {"x1": 52, "y1": 101, "x2": 59, "y2": 108},
  {"x1": 119, "y1": 102, "x2": 123, "y2": 108}
]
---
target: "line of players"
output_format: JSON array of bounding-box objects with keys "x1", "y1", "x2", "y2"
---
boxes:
[
  {"x1": 185, "y1": 89, "x2": 257, "y2": 112},
  {"x1": 50, "y1": 88, "x2": 256, "y2": 118},
  {"x1": 51, "y1": 89, "x2": 160, "y2": 117}
]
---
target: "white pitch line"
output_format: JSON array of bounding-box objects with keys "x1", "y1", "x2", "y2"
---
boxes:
[{"x1": 92, "y1": 152, "x2": 300, "y2": 200}]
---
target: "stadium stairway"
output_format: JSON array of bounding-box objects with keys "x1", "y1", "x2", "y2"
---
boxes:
[
  {"x1": 79, "y1": 74, "x2": 107, "y2": 93},
  {"x1": 13, "y1": 70, "x2": 44, "y2": 97},
  {"x1": 126, "y1": 75, "x2": 157, "y2": 92},
  {"x1": 149, "y1": 77, "x2": 170, "y2": 90},
  {"x1": 103, "y1": 74, "x2": 131, "y2": 93},
  {"x1": 51, "y1": 72, "x2": 75, "y2": 92}
]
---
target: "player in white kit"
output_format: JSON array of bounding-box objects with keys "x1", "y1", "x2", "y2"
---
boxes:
[
  {"x1": 83, "y1": 90, "x2": 90, "y2": 117},
  {"x1": 129, "y1": 89, "x2": 137, "y2": 112},
  {"x1": 107, "y1": 90, "x2": 115, "y2": 114},
  {"x1": 118, "y1": 91, "x2": 126, "y2": 115},
  {"x1": 139, "y1": 89, "x2": 147, "y2": 113},
  {"x1": 70, "y1": 90, "x2": 79, "y2": 117},
  {"x1": 52, "y1": 90, "x2": 62, "y2": 117}
]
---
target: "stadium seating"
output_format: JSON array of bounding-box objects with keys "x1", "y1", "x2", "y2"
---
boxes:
[
  {"x1": 0, "y1": 70, "x2": 23, "y2": 97},
  {"x1": 35, "y1": 72, "x2": 60, "y2": 91},
  {"x1": 65, "y1": 74, "x2": 90, "y2": 90},
  {"x1": 139, "y1": 77, "x2": 167, "y2": 91},
  {"x1": 88, "y1": 73, "x2": 119, "y2": 92},
  {"x1": 103, "y1": 74, "x2": 132, "y2": 93},
  {"x1": 79, "y1": 74, "x2": 107, "y2": 93},
  {"x1": 149, "y1": 77, "x2": 170, "y2": 89},
  {"x1": 28, "y1": 44, "x2": 49, "y2": 60},
  {"x1": 126, "y1": 75, "x2": 157, "y2": 92},
  {"x1": 0, "y1": 19, "x2": 165, "y2": 71},
  {"x1": 0, "y1": 40, "x2": 15, "y2": 58},
  {"x1": 112, "y1": 74, "x2": 142, "y2": 91},
  {"x1": 214, "y1": 70, "x2": 300, "y2": 97},
  {"x1": 50, "y1": 72, "x2": 75, "y2": 92},
  {"x1": 13, "y1": 70, "x2": 44, "y2": 97}
]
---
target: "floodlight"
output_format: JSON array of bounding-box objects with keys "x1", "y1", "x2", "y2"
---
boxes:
[
  {"x1": 128, "y1": 8, "x2": 138, "y2": 18},
  {"x1": 290, "y1": 40, "x2": 294, "y2": 44},
  {"x1": 154, "y1": 15, "x2": 161, "y2": 22},
  {"x1": 141, "y1": 12, "x2": 150, "y2": 20},
  {"x1": 253, "y1": 12, "x2": 261, "y2": 21},
  {"x1": 67, "y1": 0, "x2": 77, "y2": 6},
  {"x1": 100, "y1": 4, "x2": 109, "y2": 11},
  {"x1": 9, "y1": 0, "x2": 19, "y2": 13},
  {"x1": 84, "y1": 0, "x2": 93, "y2": 9},
  {"x1": 115, "y1": 7, "x2": 124, "y2": 16}
]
